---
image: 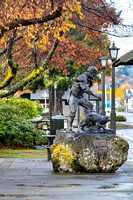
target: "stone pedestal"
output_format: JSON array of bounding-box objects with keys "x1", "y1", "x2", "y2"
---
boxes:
[{"x1": 50, "y1": 130, "x2": 129, "y2": 173}]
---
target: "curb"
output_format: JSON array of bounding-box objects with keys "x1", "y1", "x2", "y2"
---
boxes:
[{"x1": 117, "y1": 132, "x2": 133, "y2": 141}]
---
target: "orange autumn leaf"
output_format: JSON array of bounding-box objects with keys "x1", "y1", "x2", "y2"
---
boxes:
[{"x1": 115, "y1": 185, "x2": 120, "y2": 188}]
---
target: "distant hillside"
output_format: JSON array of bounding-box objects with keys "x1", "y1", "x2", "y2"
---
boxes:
[{"x1": 116, "y1": 65, "x2": 133, "y2": 85}]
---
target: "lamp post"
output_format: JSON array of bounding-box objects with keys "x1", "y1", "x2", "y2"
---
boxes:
[
  {"x1": 54, "y1": 83, "x2": 57, "y2": 113},
  {"x1": 99, "y1": 54, "x2": 108, "y2": 116},
  {"x1": 109, "y1": 42, "x2": 119, "y2": 134}
]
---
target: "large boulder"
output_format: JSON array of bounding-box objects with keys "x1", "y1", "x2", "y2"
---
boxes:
[{"x1": 50, "y1": 130, "x2": 129, "y2": 173}]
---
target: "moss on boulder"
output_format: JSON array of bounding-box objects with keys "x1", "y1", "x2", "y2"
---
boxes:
[{"x1": 50, "y1": 131, "x2": 129, "y2": 173}]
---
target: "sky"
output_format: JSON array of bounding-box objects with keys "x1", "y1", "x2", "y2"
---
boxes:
[{"x1": 107, "y1": 0, "x2": 133, "y2": 57}]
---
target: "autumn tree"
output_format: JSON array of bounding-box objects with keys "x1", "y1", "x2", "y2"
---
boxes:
[
  {"x1": 0, "y1": 0, "x2": 122, "y2": 98},
  {"x1": 121, "y1": 83, "x2": 132, "y2": 94},
  {"x1": 26, "y1": 31, "x2": 111, "y2": 113},
  {"x1": 117, "y1": 83, "x2": 132, "y2": 107}
]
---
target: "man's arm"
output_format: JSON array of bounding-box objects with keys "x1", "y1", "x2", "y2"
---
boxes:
[
  {"x1": 80, "y1": 81, "x2": 101, "y2": 100},
  {"x1": 91, "y1": 92, "x2": 102, "y2": 100}
]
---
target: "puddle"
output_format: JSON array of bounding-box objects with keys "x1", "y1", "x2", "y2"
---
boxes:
[
  {"x1": 0, "y1": 194, "x2": 27, "y2": 198},
  {"x1": 17, "y1": 184, "x2": 45, "y2": 187},
  {"x1": 17, "y1": 184, "x2": 25, "y2": 187},
  {"x1": 99, "y1": 183, "x2": 119, "y2": 189},
  {"x1": 54, "y1": 184, "x2": 81, "y2": 188},
  {"x1": 17, "y1": 183, "x2": 81, "y2": 188}
]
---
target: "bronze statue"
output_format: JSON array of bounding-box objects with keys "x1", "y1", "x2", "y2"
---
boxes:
[
  {"x1": 79, "y1": 111, "x2": 110, "y2": 132},
  {"x1": 67, "y1": 66, "x2": 101, "y2": 131}
]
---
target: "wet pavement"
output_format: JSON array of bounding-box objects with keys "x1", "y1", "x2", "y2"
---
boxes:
[
  {"x1": 0, "y1": 113, "x2": 133, "y2": 200},
  {"x1": 0, "y1": 155, "x2": 133, "y2": 200}
]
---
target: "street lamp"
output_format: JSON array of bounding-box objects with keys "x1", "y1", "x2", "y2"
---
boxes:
[
  {"x1": 54, "y1": 83, "x2": 57, "y2": 113},
  {"x1": 109, "y1": 42, "x2": 119, "y2": 62},
  {"x1": 99, "y1": 54, "x2": 108, "y2": 116},
  {"x1": 109, "y1": 42, "x2": 120, "y2": 134}
]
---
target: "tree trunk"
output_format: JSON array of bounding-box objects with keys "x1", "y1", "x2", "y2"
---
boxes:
[
  {"x1": 49, "y1": 88, "x2": 62, "y2": 114},
  {"x1": 56, "y1": 91, "x2": 62, "y2": 114}
]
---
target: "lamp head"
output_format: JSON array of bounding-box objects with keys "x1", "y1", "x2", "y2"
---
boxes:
[
  {"x1": 109, "y1": 42, "x2": 119, "y2": 62},
  {"x1": 99, "y1": 54, "x2": 108, "y2": 68}
]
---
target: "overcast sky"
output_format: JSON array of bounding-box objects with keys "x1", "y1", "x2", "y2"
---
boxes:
[{"x1": 107, "y1": 0, "x2": 133, "y2": 57}]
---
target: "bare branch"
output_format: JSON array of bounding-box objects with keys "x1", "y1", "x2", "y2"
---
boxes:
[
  {"x1": 7, "y1": 29, "x2": 17, "y2": 60},
  {"x1": 81, "y1": 1, "x2": 119, "y2": 25},
  {"x1": 50, "y1": 0, "x2": 54, "y2": 10},
  {"x1": 33, "y1": 36, "x2": 39, "y2": 69},
  {"x1": 0, "y1": 60, "x2": 18, "y2": 90},
  {"x1": 0, "y1": 30, "x2": 21, "y2": 89},
  {"x1": 0, "y1": 34, "x2": 23, "y2": 57},
  {"x1": 74, "y1": 21, "x2": 133, "y2": 38},
  {"x1": 0, "y1": 48, "x2": 7, "y2": 56}
]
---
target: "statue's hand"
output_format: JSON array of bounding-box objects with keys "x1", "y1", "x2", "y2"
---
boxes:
[
  {"x1": 95, "y1": 94, "x2": 102, "y2": 100},
  {"x1": 98, "y1": 96, "x2": 102, "y2": 101}
]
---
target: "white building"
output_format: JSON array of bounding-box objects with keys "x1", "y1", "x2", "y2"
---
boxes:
[{"x1": 125, "y1": 89, "x2": 133, "y2": 112}]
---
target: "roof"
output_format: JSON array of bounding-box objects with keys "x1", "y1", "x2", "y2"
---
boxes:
[
  {"x1": 114, "y1": 50, "x2": 133, "y2": 67},
  {"x1": 30, "y1": 89, "x2": 49, "y2": 100},
  {"x1": 62, "y1": 89, "x2": 70, "y2": 100}
]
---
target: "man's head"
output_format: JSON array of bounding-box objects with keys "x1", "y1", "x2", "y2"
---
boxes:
[{"x1": 87, "y1": 66, "x2": 97, "y2": 79}]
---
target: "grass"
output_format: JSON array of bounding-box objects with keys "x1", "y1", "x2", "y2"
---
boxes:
[
  {"x1": 107, "y1": 122, "x2": 133, "y2": 129},
  {"x1": 0, "y1": 149, "x2": 47, "y2": 158},
  {"x1": 116, "y1": 123, "x2": 133, "y2": 129}
]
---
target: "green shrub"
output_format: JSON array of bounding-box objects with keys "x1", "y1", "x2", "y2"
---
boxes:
[
  {"x1": 0, "y1": 99, "x2": 45, "y2": 148},
  {"x1": 116, "y1": 115, "x2": 126, "y2": 122},
  {"x1": 116, "y1": 107, "x2": 125, "y2": 112},
  {"x1": 0, "y1": 97, "x2": 43, "y2": 119}
]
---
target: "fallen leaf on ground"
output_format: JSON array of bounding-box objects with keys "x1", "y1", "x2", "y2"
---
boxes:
[{"x1": 115, "y1": 185, "x2": 119, "y2": 188}]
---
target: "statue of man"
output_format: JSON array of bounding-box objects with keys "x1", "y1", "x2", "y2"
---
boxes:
[{"x1": 67, "y1": 66, "x2": 101, "y2": 131}]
